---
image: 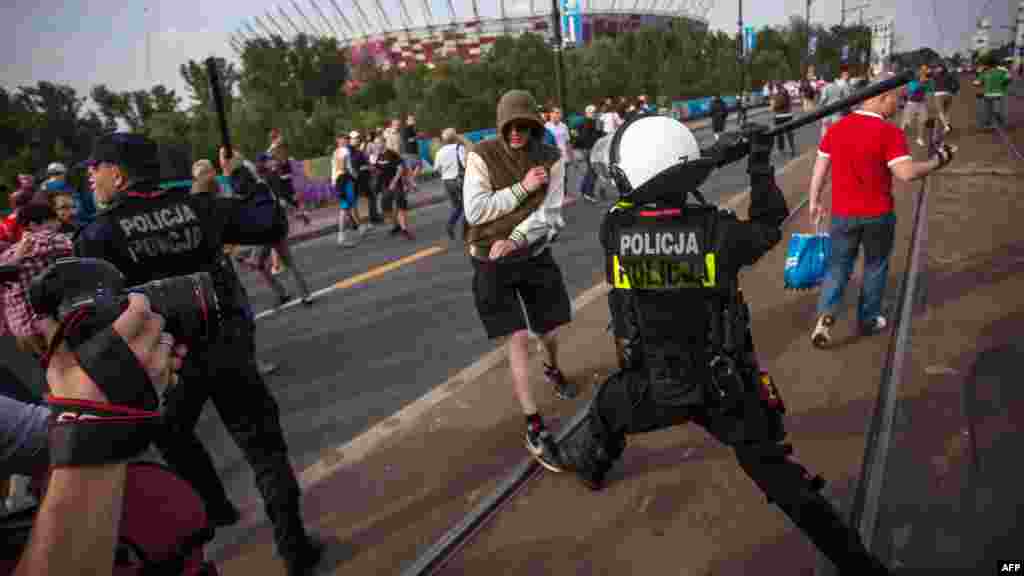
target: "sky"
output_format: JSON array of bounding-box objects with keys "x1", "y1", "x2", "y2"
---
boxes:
[{"x1": 1, "y1": 0, "x2": 1018, "y2": 108}]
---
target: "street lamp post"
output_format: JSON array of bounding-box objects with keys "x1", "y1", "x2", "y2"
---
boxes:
[
  {"x1": 550, "y1": 0, "x2": 567, "y2": 113},
  {"x1": 804, "y1": 0, "x2": 814, "y2": 77}
]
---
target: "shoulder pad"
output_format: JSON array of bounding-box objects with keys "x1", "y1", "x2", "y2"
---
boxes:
[{"x1": 75, "y1": 218, "x2": 111, "y2": 243}]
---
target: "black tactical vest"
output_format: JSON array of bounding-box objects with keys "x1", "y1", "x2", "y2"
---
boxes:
[
  {"x1": 603, "y1": 201, "x2": 738, "y2": 406},
  {"x1": 86, "y1": 187, "x2": 247, "y2": 317}
]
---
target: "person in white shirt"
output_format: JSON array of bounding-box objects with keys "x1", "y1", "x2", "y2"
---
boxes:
[
  {"x1": 435, "y1": 128, "x2": 470, "y2": 240},
  {"x1": 818, "y1": 64, "x2": 852, "y2": 139},
  {"x1": 544, "y1": 107, "x2": 573, "y2": 201},
  {"x1": 600, "y1": 104, "x2": 623, "y2": 135}
]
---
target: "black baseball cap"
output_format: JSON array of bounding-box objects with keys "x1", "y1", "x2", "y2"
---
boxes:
[{"x1": 79, "y1": 133, "x2": 161, "y2": 178}]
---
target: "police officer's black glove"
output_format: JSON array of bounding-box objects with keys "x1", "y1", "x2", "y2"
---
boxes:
[
  {"x1": 706, "y1": 131, "x2": 750, "y2": 169},
  {"x1": 931, "y1": 143, "x2": 956, "y2": 170}
]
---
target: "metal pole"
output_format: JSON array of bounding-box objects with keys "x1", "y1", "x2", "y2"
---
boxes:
[
  {"x1": 804, "y1": 0, "x2": 814, "y2": 78},
  {"x1": 551, "y1": 0, "x2": 566, "y2": 112},
  {"x1": 737, "y1": 0, "x2": 745, "y2": 124}
]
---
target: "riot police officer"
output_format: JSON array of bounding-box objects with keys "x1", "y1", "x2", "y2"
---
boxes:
[
  {"x1": 74, "y1": 133, "x2": 322, "y2": 576},
  {"x1": 556, "y1": 116, "x2": 891, "y2": 574}
]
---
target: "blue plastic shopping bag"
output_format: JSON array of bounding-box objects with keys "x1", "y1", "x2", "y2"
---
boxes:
[{"x1": 783, "y1": 231, "x2": 831, "y2": 290}]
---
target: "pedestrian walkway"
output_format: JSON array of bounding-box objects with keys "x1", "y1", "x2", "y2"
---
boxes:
[{"x1": 867, "y1": 77, "x2": 1023, "y2": 573}]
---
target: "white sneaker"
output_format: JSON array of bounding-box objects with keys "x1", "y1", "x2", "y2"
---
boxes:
[
  {"x1": 256, "y1": 360, "x2": 279, "y2": 376},
  {"x1": 811, "y1": 314, "x2": 835, "y2": 349},
  {"x1": 860, "y1": 315, "x2": 888, "y2": 337},
  {"x1": 359, "y1": 223, "x2": 376, "y2": 235},
  {"x1": 944, "y1": 124, "x2": 952, "y2": 134},
  {"x1": 916, "y1": 138, "x2": 926, "y2": 147}
]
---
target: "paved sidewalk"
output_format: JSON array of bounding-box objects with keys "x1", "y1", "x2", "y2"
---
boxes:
[{"x1": 868, "y1": 79, "x2": 1024, "y2": 573}]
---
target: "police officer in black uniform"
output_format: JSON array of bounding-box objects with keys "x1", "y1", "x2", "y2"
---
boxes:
[
  {"x1": 555, "y1": 116, "x2": 891, "y2": 574},
  {"x1": 74, "y1": 133, "x2": 322, "y2": 576}
]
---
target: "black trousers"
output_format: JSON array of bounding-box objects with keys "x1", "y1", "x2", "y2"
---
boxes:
[
  {"x1": 773, "y1": 114, "x2": 796, "y2": 153},
  {"x1": 593, "y1": 369, "x2": 887, "y2": 574},
  {"x1": 154, "y1": 315, "x2": 308, "y2": 560},
  {"x1": 359, "y1": 171, "x2": 380, "y2": 222}
]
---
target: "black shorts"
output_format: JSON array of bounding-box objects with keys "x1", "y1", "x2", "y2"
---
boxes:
[
  {"x1": 384, "y1": 187, "x2": 408, "y2": 211},
  {"x1": 471, "y1": 248, "x2": 572, "y2": 339}
]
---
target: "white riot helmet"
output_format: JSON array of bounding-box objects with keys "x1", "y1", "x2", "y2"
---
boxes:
[{"x1": 609, "y1": 115, "x2": 714, "y2": 204}]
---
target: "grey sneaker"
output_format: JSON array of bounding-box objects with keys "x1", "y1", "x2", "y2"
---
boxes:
[
  {"x1": 811, "y1": 314, "x2": 835, "y2": 349},
  {"x1": 860, "y1": 315, "x2": 888, "y2": 337},
  {"x1": 526, "y1": 427, "x2": 564, "y2": 473},
  {"x1": 257, "y1": 360, "x2": 279, "y2": 376},
  {"x1": 544, "y1": 363, "x2": 578, "y2": 400}
]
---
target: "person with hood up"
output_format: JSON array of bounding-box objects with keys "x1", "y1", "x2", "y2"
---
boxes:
[{"x1": 462, "y1": 90, "x2": 577, "y2": 472}]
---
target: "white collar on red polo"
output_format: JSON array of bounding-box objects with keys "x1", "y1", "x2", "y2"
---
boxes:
[{"x1": 853, "y1": 110, "x2": 885, "y2": 120}]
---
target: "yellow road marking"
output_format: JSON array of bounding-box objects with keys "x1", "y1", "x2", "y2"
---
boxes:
[{"x1": 331, "y1": 245, "x2": 446, "y2": 290}]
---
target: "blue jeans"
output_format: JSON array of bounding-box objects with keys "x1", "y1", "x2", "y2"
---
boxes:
[
  {"x1": 444, "y1": 179, "x2": 464, "y2": 233},
  {"x1": 816, "y1": 213, "x2": 896, "y2": 325},
  {"x1": 978, "y1": 96, "x2": 1007, "y2": 129}
]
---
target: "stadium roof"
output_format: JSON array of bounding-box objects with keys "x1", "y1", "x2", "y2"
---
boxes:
[{"x1": 231, "y1": 0, "x2": 714, "y2": 48}]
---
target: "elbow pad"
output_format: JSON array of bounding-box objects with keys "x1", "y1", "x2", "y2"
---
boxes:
[{"x1": 749, "y1": 173, "x2": 788, "y2": 229}]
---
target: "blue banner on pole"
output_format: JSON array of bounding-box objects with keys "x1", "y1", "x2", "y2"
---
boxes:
[{"x1": 562, "y1": 0, "x2": 582, "y2": 46}]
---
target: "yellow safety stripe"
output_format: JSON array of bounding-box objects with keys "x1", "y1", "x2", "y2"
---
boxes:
[
  {"x1": 704, "y1": 253, "x2": 716, "y2": 287},
  {"x1": 612, "y1": 255, "x2": 631, "y2": 289},
  {"x1": 612, "y1": 253, "x2": 718, "y2": 289}
]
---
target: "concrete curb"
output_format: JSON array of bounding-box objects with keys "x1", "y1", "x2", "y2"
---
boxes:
[
  {"x1": 285, "y1": 191, "x2": 451, "y2": 245},
  {"x1": 285, "y1": 191, "x2": 586, "y2": 247}
]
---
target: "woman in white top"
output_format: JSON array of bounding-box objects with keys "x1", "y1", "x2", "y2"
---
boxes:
[
  {"x1": 434, "y1": 128, "x2": 469, "y2": 240},
  {"x1": 600, "y1": 103, "x2": 623, "y2": 135}
]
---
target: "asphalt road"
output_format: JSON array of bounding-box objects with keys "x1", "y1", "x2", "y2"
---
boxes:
[{"x1": 201, "y1": 114, "x2": 824, "y2": 502}]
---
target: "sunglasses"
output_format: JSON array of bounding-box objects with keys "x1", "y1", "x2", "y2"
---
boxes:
[{"x1": 507, "y1": 123, "x2": 534, "y2": 133}]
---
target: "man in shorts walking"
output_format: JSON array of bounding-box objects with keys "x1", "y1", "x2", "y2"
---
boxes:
[
  {"x1": 333, "y1": 132, "x2": 364, "y2": 248},
  {"x1": 463, "y1": 89, "x2": 577, "y2": 472}
]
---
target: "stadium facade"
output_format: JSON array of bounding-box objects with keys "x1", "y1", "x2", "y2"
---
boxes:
[{"x1": 233, "y1": 0, "x2": 712, "y2": 71}]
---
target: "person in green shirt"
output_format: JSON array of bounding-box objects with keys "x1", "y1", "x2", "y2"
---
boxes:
[{"x1": 973, "y1": 54, "x2": 1011, "y2": 129}]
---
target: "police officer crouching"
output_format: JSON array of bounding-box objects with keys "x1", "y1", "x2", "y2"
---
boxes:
[
  {"x1": 556, "y1": 116, "x2": 891, "y2": 574},
  {"x1": 74, "y1": 133, "x2": 323, "y2": 576}
]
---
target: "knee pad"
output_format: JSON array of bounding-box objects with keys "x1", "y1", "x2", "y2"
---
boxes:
[{"x1": 734, "y1": 442, "x2": 825, "y2": 509}]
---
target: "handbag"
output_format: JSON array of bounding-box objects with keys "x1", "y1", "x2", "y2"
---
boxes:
[{"x1": 783, "y1": 223, "x2": 831, "y2": 290}]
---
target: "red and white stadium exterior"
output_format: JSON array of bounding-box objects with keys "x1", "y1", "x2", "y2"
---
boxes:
[{"x1": 233, "y1": 0, "x2": 712, "y2": 71}]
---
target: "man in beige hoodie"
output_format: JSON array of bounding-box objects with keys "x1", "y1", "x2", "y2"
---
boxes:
[{"x1": 462, "y1": 90, "x2": 577, "y2": 472}]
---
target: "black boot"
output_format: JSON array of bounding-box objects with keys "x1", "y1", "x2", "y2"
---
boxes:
[
  {"x1": 784, "y1": 493, "x2": 891, "y2": 575},
  {"x1": 558, "y1": 413, "x2": 625, "y2": 491},
  {"x1": 284, "y1": 535, "x2": 325, "y2": 576}
]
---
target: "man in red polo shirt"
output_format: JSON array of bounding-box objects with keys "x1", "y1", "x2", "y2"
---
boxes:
[{"x1": 808, "y1": 75, "x2": 954, "y2": 348}]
